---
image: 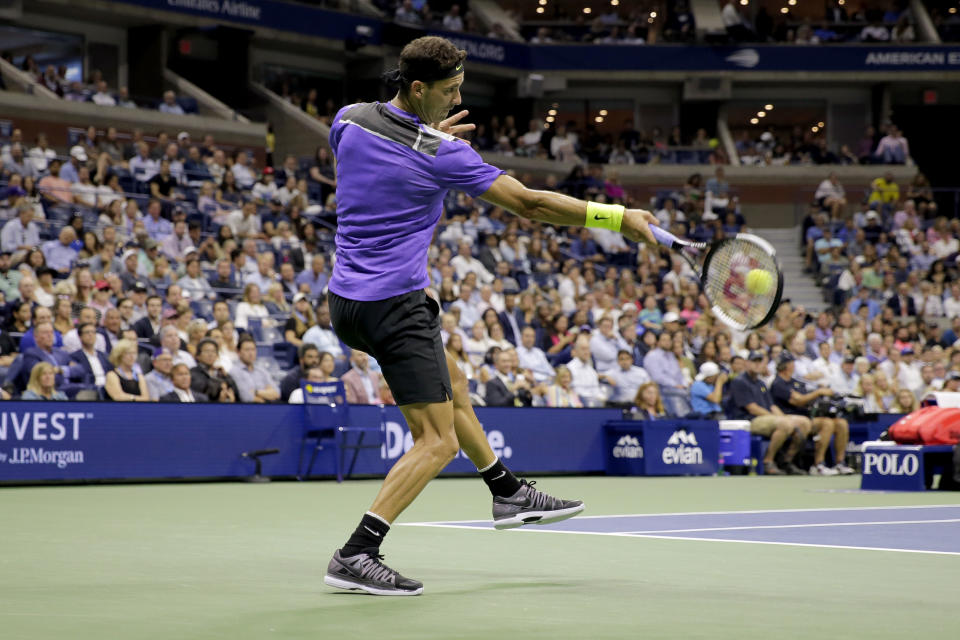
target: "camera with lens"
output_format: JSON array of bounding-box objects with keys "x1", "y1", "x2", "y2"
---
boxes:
[{"x1": 810, "y1": 394, "x2": 864, "y2": 421}]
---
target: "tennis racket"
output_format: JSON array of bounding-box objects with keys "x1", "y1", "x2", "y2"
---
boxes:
[{"x1": 650, "y1": 225, "x2": 784, "y2": 331}]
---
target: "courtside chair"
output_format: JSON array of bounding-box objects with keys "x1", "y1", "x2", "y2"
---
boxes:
[{"x1": 298, "y1": 381, "x2": 386, "y2": 482}]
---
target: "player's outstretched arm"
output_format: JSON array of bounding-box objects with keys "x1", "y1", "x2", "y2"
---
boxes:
[{"x1": 479, "y1": 174, "x2": 658, "y2": 245}]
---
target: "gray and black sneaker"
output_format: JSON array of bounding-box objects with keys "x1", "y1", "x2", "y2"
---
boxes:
[
  {"x1": 324, "y1": 549, "x2": 423, "y2": 596},
  {"x1": 492, "y1": 480, "x2": 585, "y2": 530}
]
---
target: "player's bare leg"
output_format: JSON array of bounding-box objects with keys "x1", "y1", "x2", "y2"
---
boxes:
[
  {"x1": 445, "y1": 353, "x2": 584, "y2": 529},
  {"x1": 325, "y1": 400, "x2": 457, "y2": 597}
]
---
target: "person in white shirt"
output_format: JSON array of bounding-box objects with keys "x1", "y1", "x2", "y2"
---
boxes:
[
  {"x1": 91, "y1": 81, "x2": 116, "y2": 106},
  {"x1": 516, "y1": 326, "x2": 554, "y2": 383},
  {"x1": 463, "y1": 320, "x2": 492, "y2": 367},
  {"x1": 589, "y1": 315, "x2": 628, "y2": 373},
  {"x1": 811, "y1": 340, "x2": 839, "y2": 382},
  {"x1": 160, "y1": 219, "x2": 195, "y2": 262},
  {"x1": 788, "y1": 333, "x2": 826, "y2": 386},
  {"x1": 129, "y1": 142, "x2": 159, "y2": 183},
  {"x1": 301, "y1": 303, "x2": 345, "y2": 361},
  {"x1": 450, "y1": 240, "x2": 494, "y2": 284},
  {"x1": 227, "y1": 202, "x2": 262, "y2": 239},
  {"x1": 252, "y1": 169, "x2": 278, "y2": 203},
  {"x1": 607, "y1": 350, "x2": 651, "y2": 405},
  {"x1": 450, "y1": 283, "x2": 482, "y2": 331},
  {"x1": 177, "y1": 256, "x2": 214, "y2": 301},
  {"x1": 442, "y1": 4, "x2": 464, "y2": 31},
  {"x1": 814, "y1": 172, "x2": 847, "y2": 220},
  {"x1": 944, "y1": 283, "x2": 960, "y2": 319},
  {"x1": 1, "y1": 204, "x2": 41, "y2": 261},
  {"x1": 63, "y1": 307, "x2": 107, "y2": 353},
  {"x1": 71, "y1": 167, "x2": 99, "y2": 208},
  {"x1": 567, "y1": 335, "x2": 607, "y2": 407},
  {"x1": 231, "y1": 151, "x2": 256, "y2": 189},
  {"x1": 288, "y1": 365, "x2": 330, "y2": 404},
  {"x1": 29, "y1": 134, "x2": 57, "y2": 174},
  {"x1": 158, "y1": 90, "x2": 185, "y2": 115},
  {"x1": 830, "y1": 356, "x2": 860, "y2": 397},
  {"x1": 158, "y1": 325, "x2": 196, "y2": 368}
]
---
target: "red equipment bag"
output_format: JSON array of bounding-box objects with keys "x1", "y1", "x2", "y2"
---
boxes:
[{"x1": 887, "y1": 407, "x2": 960, "y2": 445}]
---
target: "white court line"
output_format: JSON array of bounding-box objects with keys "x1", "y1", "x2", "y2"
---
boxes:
[
  {"x1": 398, "y1": 522, "x2": 960, "y2": 557},
  {"x1": 621, "y1": 518, "x2": 960, "y2": 535},
  {"x1": 399, "y1": 503, "x2": 960, "y2": 527}
]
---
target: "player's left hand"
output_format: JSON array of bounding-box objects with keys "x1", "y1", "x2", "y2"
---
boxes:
[{"x1": 433, "y1": 110, "x2": 476, "y2": 138}]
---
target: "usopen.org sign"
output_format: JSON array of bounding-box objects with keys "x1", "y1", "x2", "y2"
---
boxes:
[{"x1": 0, "y1": 410, "x2": 90, "y2": 470}]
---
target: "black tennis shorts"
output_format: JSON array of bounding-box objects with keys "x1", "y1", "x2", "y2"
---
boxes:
[{"x1": 329, "y1": 289, "x2": 452, "y2": 406}]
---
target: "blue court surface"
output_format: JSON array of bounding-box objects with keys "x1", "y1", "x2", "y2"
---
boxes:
[{"x1": 403, "y1": 504, "x2": 960, "y2": 555}]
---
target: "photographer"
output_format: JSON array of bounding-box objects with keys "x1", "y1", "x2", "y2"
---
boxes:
[{"x1": 771, "y1": 355, "x2": 854, "y2": 476}]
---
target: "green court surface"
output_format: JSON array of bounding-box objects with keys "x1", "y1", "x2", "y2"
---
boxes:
[{"x1": 2, "y1": 476, "x2": 958, "y2": 640}]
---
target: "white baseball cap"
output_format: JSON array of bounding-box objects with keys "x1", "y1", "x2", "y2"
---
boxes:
[
  {"x1": 696, "y1": 361, "x2": 720, "y2": 381},
  {"x1": 69, "y1": 145, "x2": 88, "y2": 162},
  {"x1": 662, "y1": 311, "x2": 681, "y2": 324}
]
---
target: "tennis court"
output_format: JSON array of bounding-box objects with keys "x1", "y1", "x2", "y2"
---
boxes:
[{"x1": 3, "y1": 475, "x2": 958, "y2": 639}]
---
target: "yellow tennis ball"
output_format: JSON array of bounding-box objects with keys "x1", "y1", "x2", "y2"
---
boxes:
[{"x1": 746, "y1": 269, "x2": 773, "y2": 295}]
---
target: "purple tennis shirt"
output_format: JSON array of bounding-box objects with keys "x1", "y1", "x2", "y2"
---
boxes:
[{"x1": 328, "y1": 101, "x2": 504, "y2": 301}]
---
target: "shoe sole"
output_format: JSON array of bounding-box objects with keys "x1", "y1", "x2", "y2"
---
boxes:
[
  {"x1": 323, "y1": 574, "x2": 423, "y2": 596},
  {"x1": 493, "y1": 503, "x2": 585, "y2": 530}
]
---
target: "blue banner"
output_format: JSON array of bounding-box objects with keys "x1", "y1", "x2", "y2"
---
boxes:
[
  {"x1": 604, "y1": 420, "x2": 719, "y2": 476},
  {"x1": 860, "y1": 444, "x2": 954, "y2": 491},
  {"x1": 108, "y1": 0, "x2": 382, "y2": 43},
  {"x1": 0, "y1": 403, "x2": 622, "y2": 483},
  {"x1": 101, "y1": 2, "x2": 960, "y2": 73}
]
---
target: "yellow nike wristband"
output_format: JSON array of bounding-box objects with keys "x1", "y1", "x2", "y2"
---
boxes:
[{"x1": 585, "y1": 202, "x2": 624, "y2": 232}]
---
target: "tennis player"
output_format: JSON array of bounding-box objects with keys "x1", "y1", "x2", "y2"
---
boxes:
[{"x1": 323, "y1": 36, "x2": 658, "y2": 596}]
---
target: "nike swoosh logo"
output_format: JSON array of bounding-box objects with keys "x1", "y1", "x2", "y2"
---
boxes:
[
  {"x1": 456, "y1": 63, "x2": 463, "y2": 71},
  {"x1": 593, "y1": 213, "x2": 609, "y2": 221},
  {"x1": 363, "y1": 526, "x2": 381, "y2": 537},
  {"x1": 491, "y1": 471, "x2": 506, "y2": 481}
]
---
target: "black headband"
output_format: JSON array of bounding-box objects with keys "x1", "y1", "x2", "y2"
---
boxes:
[{"x1": 381, "y1": 61, "x2": 464, "y2": 87}]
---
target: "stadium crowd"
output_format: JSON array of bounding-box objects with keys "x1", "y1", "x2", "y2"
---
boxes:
[
  {"x1": 0, "y1": 113, "x2": 958, "y2": 473},
  {"x1": 2, "y1": 53, "x2": 195, "y2": 114}
]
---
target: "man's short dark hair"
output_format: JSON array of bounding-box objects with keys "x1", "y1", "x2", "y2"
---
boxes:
[
  {"x1": 394, "y1": 36, "x2": 466, "y2": 92},
  {"x1": 147, "y1": 294, "x2": 162, "y2": 304},
  {"x1": 299, "y1": 343, "x2": 319, "y2": 362},
  {"x1": 77, "y1": 322, "x2": 96, "y2": 335},
  {"x1": 230, "y1": 248, "x2": 243, "y2": 262},
  {"x1": 617, "y1": 349, "x2": 632, "y2": 358},
  {"x1": 237, "y1": 335, "x2": 256, "y2": 350},
  {"x1": 198, "y1": 338, "x2": 218, "y2": 354}
]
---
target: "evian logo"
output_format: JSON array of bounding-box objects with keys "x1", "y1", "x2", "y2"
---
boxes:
[
  {"x1": 613, "y1": 435, "x2": 643, "y2": 459},
  {"x1": 663, "y1": 430, "x2": 702, "y2": 465},
  {"x1": 725, "y1": 48, "x2": 759, "y2": 69}
]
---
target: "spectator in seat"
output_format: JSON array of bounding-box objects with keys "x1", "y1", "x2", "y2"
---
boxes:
[
  {"x1": 688, "y1": 361, "x2": 727, "y2": 419},
  {"x1": 543, "y1": 365, "x2": 583, "y2": 408},
  {"x1": 442, "y1": 4, "x2": 464, "y2": 31},
  {"x1": 589, "y1": 315, "x2": 628, "y2": 373},
  {"x1": 607, "y1": 349, "x2": 652, "y2": 407},
  {"x1": 295, "y1": 254, "x2": 328, "y2": 299},
  {"x1": 145, "y1": 347, "x2": 175, "y2": 400},
  {"x1": 19, "y1": 321, "x2": 73, "y2": 393},
  {"x1": 1, "y1": 203, "x2": 40, "y2": 263},
  {"x1": 886, "y1": 282, "x2": 917, "y2": 318},
  {"x1": 178, "y1": 257, "x2": 213, "y2": 302},
  {"x1": 731, "y1": 352, "x2": 812, "y2": 475},
  {"x1": 158, "y1": 90, "x2": 185, "y2": 115},
  {"x1": 67, "y1": 320, "x2": 112, "y2": 389},
  {"x1": 63, "y1": 307, "x2": 107, "y2": 353},
  {"x1": 302, "y1": 302, "x2": 345, "y2": 363},
  {"x1": 643, "y1": 330, "x2": 691, "y2": 417},
  {"x1": 284, "y1": 293, "x2": 316, "y2": 347},
  {"x1": 235, "y1": 283, "x2": 272, "y2": 331},
  {"x1": 42, "y1": 227, "x2": 78, "y2": 275},
  {"x1": 309, "y1": 146, "x2": 337, "y2": 202},
  {"x1": 814, "y1": 172, "x2": 847, "y2": 220},
  {"x1": 451, "y1": 239, "x2": 494, "y2": 284},
  {"x1": 133, "y1": 295, "x2": 164, "y2": 342},
  {"x1": 231, "y1": 335, "x2": 280, "y2": 403},
  {"x1": 567, "y1": 335, "x2": 607, "y2": 408},
  {"x1": 485, "y1": 349, "x2": 536, "y2": 407},
  {"x1": 21, "y1": 362, "x2": 68, "y2": 401},
  {"x1": 104, "y1": 339, "x2": 151, "y2": 401},
  {"x1": 632, "y1": 382, "x2": 665, "y2": 419},
  {"x1": 227, "y1": 201, "x2": 263, "y2": 240},
  {"x1": 287, "y1": 364, "x2": 338, "y2": 403},
  {"x1": 341, "y1": 349, "x2": 382, "y2": 405},
  {"x1": 231, "y1": 151, "x2": 256, "y2": 189},
  {"x1": 252, "y1": 167, "x2": 278, "y2": 203},
  {"x1": 280, "y1": 343, "x2": 320, "y2": 402},
  {"x1": 159, "y1": 363, "x2": 207, "y2": 402},
  {"x1": 191, "y1": 338, "x2": 238, "y2": 402},
  {"x1": 91, "y1": 81, "x2": 115, "y2": 106}
]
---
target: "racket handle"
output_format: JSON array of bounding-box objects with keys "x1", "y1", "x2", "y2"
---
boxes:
[{"x1": 650, "y1": 224, "x2": 679, "y2": 248}]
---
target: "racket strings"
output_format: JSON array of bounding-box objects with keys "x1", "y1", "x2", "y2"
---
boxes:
[{"x1": 703, "y1": 240, "x2": 779, "y2": 330}]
